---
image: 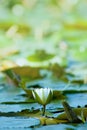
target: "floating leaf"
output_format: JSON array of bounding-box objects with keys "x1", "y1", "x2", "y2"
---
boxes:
[
  {"x1": 48, "y1": 63, "x2": 66, "y2": 79},
  {"x1": 0, "y1": 117, "x2": 40, "y2": 129},
  {"x1": 64, "y1": 22, "x2": 87, "y2": 30},
  {"x1": 27, "y1": 50, "x2": 55, "y2": 62},
  {"x1": 0, "y1": 60, "x2": 17, "y2": 71},
  {"x1": 56, "y1": 108, "x2": 87, "y2": 121},
  {"x1": 2, "y1": 66, "x2": 42, "y2": 79},
  {"x1": 2, "y1": 66, "x2": 44, "y2": 87},
  {"x1": 38, "y1": 117, "x2": 67, "y2": 125},
  {"x1": 35, "y1": 124, "x2": 75, "y2": 130},
  {"x1": 0, "y1": 21, "x2": 31, "y2": 34}
]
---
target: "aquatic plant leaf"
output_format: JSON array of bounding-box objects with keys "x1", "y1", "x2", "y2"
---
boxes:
[
  {"x1": 2, "y1": 66, "x2": 43, "y2": 88},
  {"x1": 0, "y1": 117, "x2": 40, "y2": 129},
  {"x1": 38, "y1": 117, "x2": 67, "y2": 125},
  {"x1": 56, "y1": 108, "x2": 87, "y2": 121},
  {"x1": 48, "y1": 63, "x2": 66, "y2": 78},
  {"x1": 27, "y1": 50, "x2": 55, "y2": 62},
  {"x1": 0, "y1": 21, "x2": 31, "y2": 34},
  {"x1": 3, "y1": 66, "x2": 43, "y2": 79},
  {"x1": 35, "y1": 124, "x2": 75, "y2": 130}
]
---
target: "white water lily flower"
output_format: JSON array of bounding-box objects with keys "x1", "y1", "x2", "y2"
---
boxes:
[
  {"x1": 32, "y1": 88, "x2": 53, "y2": 106},
  {"x1": 32, "y1": 88, "x2": 53, "y2": 116}
]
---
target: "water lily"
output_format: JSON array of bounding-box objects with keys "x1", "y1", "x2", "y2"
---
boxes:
[{"x1": 32, "y1": 88, "x2": 53, "y2": 116}]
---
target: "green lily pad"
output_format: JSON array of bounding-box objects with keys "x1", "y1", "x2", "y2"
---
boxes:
[
  {"x1": 2, "y1": 66, "x2": 43, "y2": 80},
  {"x1": 27, "y1": 50, "x2": 55, "y2": 62}
]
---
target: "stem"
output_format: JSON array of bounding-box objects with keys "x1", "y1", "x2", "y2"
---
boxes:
[{"x1": 42, "y1": 105, "x2": 46, "y2": 116}]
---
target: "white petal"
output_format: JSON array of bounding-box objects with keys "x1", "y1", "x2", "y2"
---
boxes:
[
  {"x1": 44, "y1": 88, "x2": 50, "y2": 100},
  {"x1": 33, "y1": 88, "x2": 52, "y2": 105}
]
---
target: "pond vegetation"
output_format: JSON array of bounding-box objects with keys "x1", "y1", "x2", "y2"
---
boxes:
[{"x1": 0, "y1": 0, "x2": 87, "y2": 129}]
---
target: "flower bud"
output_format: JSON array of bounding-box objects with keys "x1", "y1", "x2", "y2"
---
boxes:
[{"x1": 32, "y1": 88, "x2": 53, "y2": 106}]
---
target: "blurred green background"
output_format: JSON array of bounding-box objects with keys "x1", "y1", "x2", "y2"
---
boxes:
[{"x1": 0, "y1": 0, "x2": 87, "y2": 68}]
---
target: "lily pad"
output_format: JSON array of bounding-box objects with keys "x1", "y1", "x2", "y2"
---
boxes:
[
  {"x1": 35, "y1": 124, "x2": 75, "y2": 130},
  {"x1": 66, "y1": 93, "x2": 87, "y2": 107},
  {"x1": 0, "y1": 117, "x2": 40, "y2": 129},
  {"x1": 76, "y1": 123, "x2": 87, "y2": 130},
  {"x1": 2, "y1": 66, "x2": 43, "y2": 79},
  {"x1": 27, "y1": 50, "x2": 55, "y2": 62},
  {"x1": 0, "y1": 21, "x2": 31, "y2": 34},
  {"x1": 2, "y1": 66, "x2": 44, "y2": 88}
]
